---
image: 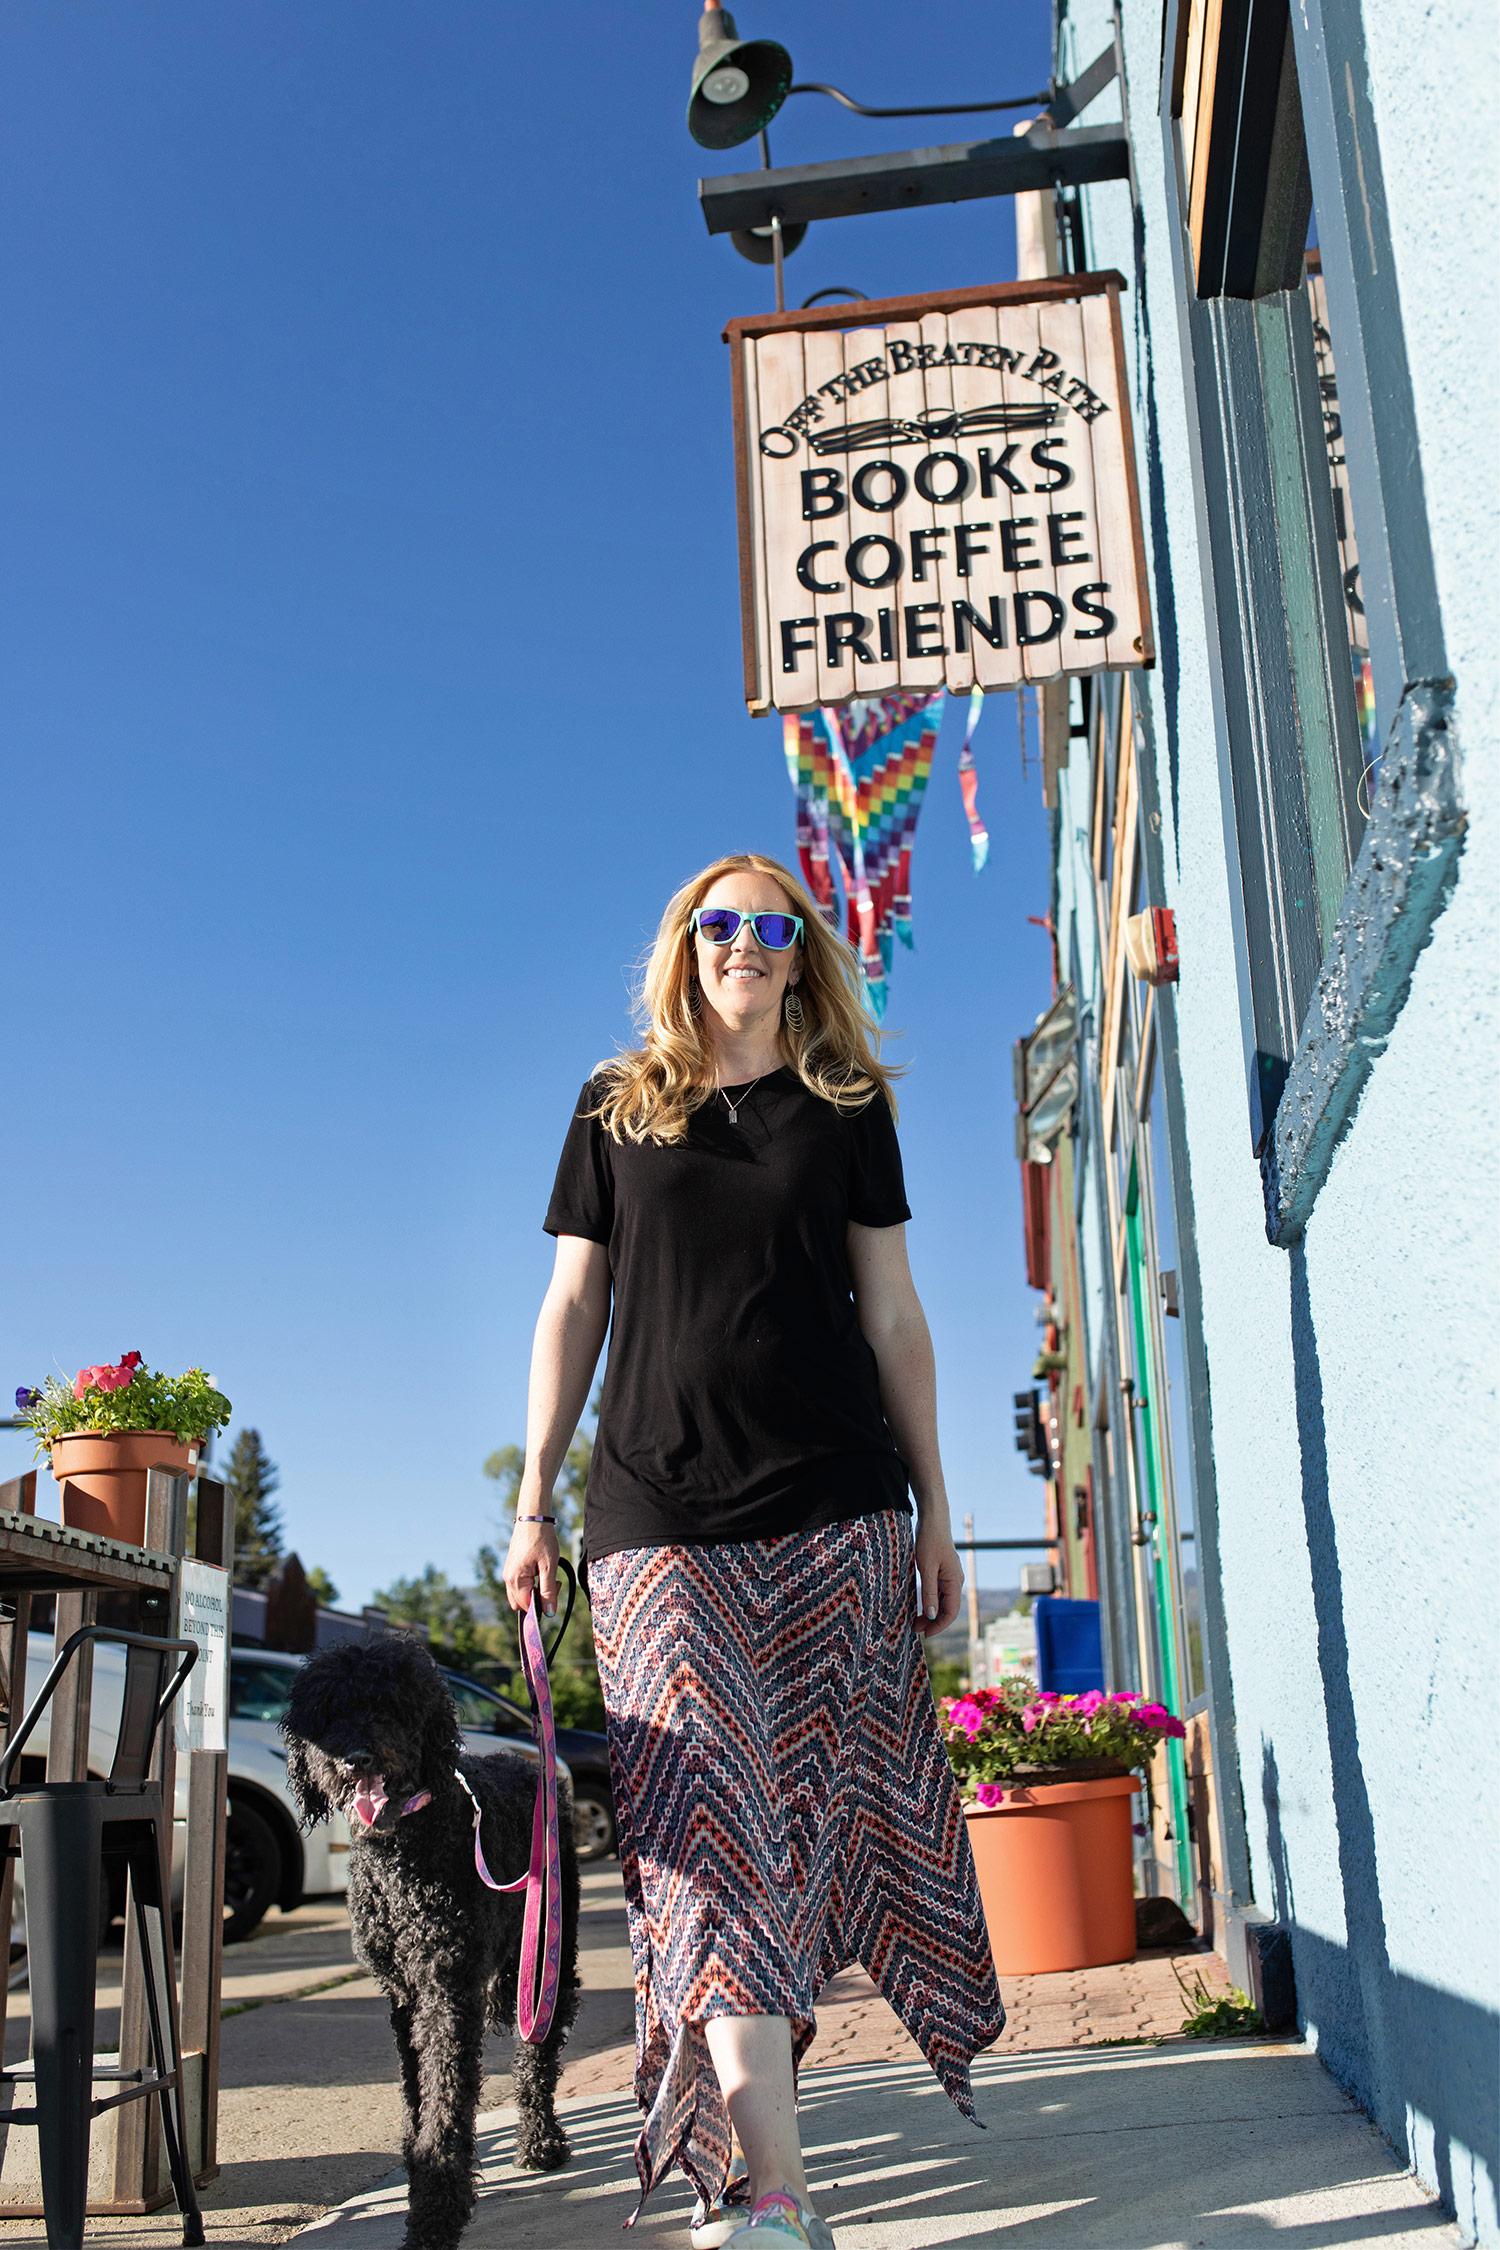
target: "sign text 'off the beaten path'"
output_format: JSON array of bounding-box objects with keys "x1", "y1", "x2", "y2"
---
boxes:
[{"x1": 727, "y1": 277, "x2": 1153, "y2": 715}]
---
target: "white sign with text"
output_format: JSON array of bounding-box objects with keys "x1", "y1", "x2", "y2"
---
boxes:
[
  {"x1": 175, "y1": 1558, "x2": 230, "y2": 1754},
  {"x1": 729, "y1": 278, "x2": 1152, "y2": 715}
]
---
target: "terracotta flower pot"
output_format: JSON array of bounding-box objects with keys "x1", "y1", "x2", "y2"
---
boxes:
[
  {"x1": 50, "y1": 1430, "x2": 199, "y2": 1547},
  {"x1": 965, "y1": 1773, "x2": 1141, "y2": 1975}
]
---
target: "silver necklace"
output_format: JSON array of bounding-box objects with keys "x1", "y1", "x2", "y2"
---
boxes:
[{"x1": 718, "y1": 1074, "x2": 765, "y2": 1126}]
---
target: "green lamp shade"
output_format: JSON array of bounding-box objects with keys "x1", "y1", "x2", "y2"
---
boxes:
[{"x1": 688, "y1": 8, "x2": 793, "y2": 150}]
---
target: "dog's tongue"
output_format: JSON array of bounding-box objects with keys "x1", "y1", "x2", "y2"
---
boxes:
[{"x1": 352, "y1": 1775, "x2": 389, "y2": 1829}]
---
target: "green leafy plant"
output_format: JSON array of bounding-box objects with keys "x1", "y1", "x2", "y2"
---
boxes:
[
  {"x1": 1174, "y1": 1962, "x2": 1265, "y2": 2038},
  {"x1": 15, "y1": 1353, "x2": 231, "y2": 1458},
  {"x1": 940, "y1": 1682, "x2": 1188, "y2": 1804}
]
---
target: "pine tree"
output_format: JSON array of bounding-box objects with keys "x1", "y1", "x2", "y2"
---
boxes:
[{"x1": 224, "y1": 1428, "x2": 284, "y2": 1589}]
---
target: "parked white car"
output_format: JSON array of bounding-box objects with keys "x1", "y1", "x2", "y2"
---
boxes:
[{"x1": 17, "y1": 1634, "x2": 561, "y2": 1943}]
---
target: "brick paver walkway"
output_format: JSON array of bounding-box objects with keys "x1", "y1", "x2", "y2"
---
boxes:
[{"x1": 558, "y1": 1931, "x2": 1232, "y2": 2101}]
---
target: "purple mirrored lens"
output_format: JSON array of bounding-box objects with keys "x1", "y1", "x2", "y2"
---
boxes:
[
  {"x1": 753, "y1": 914, "x2": 799, "y2": 948},
  {"x1": 697, "y1": 909, "x2": 741, "y2": 943}
]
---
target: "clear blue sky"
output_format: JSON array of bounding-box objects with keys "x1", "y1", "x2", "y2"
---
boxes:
[{"x1": 0, "y1": 0, "x2": 1059, "y2": 1606}]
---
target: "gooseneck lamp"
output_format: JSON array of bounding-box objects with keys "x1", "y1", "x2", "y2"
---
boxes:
[{"x1": 688, "y1": 1, "x2": 794, "y2": 151}]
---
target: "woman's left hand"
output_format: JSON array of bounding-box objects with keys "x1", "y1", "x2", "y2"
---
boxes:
[{"x1": 914, "y1": 1519, "x2": 964, "y2": 1636}]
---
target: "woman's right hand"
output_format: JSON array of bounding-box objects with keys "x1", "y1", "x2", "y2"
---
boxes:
[{"x1": 503, "y1": 1510, "x2": 562, "y2": 1616}]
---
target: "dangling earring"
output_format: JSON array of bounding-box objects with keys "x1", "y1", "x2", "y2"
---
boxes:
[
  {"x1": 784, "y1": 984, "x2": 805, "y2": 1033},
  {"x1": 688, "y1": 976, "x2": 702, "y2": 1019}
]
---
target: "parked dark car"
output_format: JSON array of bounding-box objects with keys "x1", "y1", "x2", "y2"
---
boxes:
[{"x1": 440, "y1": 1668, "x2": 616, "y2": 1860}]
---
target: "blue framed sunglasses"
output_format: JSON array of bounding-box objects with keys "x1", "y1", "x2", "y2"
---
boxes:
[{"x1": 691, "y1": 907, "x2": 804, "y2": 951}]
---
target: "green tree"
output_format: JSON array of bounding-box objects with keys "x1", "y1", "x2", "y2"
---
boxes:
[
  {"x1": 477, "y1": 1397, "x2": 606, "y2": 1730},
  {"x1": 224, "y1": 1428, "x2": 283, "y2": 1590},
  {"x1": 305, "y1": 1566, "x2": 340, "y2": 1607},
  {"x1": 373, "y1": 1565, "x2": 488, "y2": 1674},
  {"x1": 482, "y1": 1399, "x2": 595, "y2": 1554}
]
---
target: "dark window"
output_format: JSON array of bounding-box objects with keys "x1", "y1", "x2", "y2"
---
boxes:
[
  {"x1": 228, "y1": 1658, "x2": 297, "y2": 1724},
  {"x1": 441, "y1": 1672, "x2": 530, "y2": 1739}
]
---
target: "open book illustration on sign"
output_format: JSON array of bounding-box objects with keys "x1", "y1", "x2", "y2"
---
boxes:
[{"x1": 808, "y1": 401, "x2": 1062, "y2": 455}]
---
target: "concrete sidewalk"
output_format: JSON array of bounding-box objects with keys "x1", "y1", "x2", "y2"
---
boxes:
[{"x1": 301, "y1": 2041, "x2": 1463, "y2": 2249}]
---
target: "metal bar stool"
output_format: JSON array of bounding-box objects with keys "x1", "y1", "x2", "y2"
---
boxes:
[{"x1": 0, "y1": 1625, "x2": 204, "y2": 2250}]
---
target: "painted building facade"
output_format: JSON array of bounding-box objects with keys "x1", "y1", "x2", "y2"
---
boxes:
[{"x1": 1010, "y1": 0, "x2": 1497, "y2": 2237}]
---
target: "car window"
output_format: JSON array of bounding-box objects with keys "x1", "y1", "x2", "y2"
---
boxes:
[
  {"x1": 443, "y1": 1673, "x2": 531, "y2": 1739},
  {"x1": 229, "y1": 1658, "x2": 297, "y2": 1723}
]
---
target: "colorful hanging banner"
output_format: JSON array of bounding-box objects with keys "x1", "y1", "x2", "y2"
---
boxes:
[
  {"x1": 783, "y1": 691, "x2": 942, "y2": 1018},
  {"x1": 956, "y1": 685, "x2": 989, "y2": 872}
]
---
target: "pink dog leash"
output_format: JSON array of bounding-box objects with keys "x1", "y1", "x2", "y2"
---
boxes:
[{"x1": 455, "y1": 1564, "x2": 575, "y2": 2045}]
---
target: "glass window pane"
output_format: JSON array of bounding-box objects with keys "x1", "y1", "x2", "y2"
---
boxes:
[
  {"x1": 1306, "y1": 256, "x2": 1380, "y2": 813},
  {"x1": 444, "y1": 1675, "x2": 498, "y2": 1728},
  {"x1": 228, "y1": 1658, "x2": 296, "y2": 1722}
]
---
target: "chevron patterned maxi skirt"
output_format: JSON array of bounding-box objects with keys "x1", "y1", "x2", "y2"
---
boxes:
[{"x1": 588, "y1": 1509, "x2": 1005, "y2": 2213}]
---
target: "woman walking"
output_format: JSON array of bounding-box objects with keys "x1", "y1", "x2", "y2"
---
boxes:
[{"x1": 503, "y1": 852, "x2": 1004, "y2": 2249}]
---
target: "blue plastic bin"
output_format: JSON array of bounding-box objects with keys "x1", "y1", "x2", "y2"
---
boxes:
[{"x1": 1033, "y1": 1597, "x2": 1105, "y2": 1694}]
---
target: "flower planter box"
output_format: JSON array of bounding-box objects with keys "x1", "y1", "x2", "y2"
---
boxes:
[
  {"x1": 50, "y1": 1430, "x2": 199, "y2": 1546},
  {"x1": 965, "y1": 1773, "x2": 1141, "y2": 1975}
]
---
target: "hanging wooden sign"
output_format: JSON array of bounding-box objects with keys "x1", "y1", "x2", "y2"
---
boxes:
[{"x1": 726, "y1": 274, "x2": 1153, "y2": 716}]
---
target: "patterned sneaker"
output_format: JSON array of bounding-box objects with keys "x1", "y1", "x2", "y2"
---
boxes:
[
  {"x1": 724, "y1": 2190, "x2": 836, "y2": 2249},
  {"x1": 689, "y1": 2156, "x2": 751, "y2": 2248}
]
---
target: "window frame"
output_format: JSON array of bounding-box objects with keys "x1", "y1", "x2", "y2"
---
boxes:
[{"x1": 1159, "y1": 0, "x2": 1464, "y2": 1238}]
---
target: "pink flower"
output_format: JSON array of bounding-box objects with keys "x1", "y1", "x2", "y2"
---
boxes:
[
  {"x1": 1075, "y1": 1690, "x2": 1106, "y2": 1716},
  {"x1": 944, "y1": 1701, "x2": 977, "y2": 1740},
  {"x1": 1111, "y1": 1691, "x2": 1139, "y2": 1704},
  {"x1": 1137, "y1": 1703, "x2": 1172, "y2": 1730},
  {"x1": 74, "y1": 1365, "x2": 109, "y2": 1398},
  {"x1": 1021, "y1": 1707, "x2": 1040, "y2": 1733},
  {"x1": 1163, "y1": 1716, "x2": 1187, "y2": 1739},
  {"x1": 974, "y1": 1783, "x2": 1005, "y2": 1807}
]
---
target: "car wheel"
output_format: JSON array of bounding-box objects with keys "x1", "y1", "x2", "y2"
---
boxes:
[
  {"x1": 571, "y1": 1792, "x2": 616, "y2": 1861},
  {"x1": 224, "y1": 1797, "x2": 282, "y2": 1943}
]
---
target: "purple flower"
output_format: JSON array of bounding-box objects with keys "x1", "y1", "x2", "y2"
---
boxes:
[
  {"x1": 975, "y1": 1782, "x2": 1005, "y2": 1807},
  {"x1": 14, "y1": 1387, "x2": 38, "y2": 1413}
]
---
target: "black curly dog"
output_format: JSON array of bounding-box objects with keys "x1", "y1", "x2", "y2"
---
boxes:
[{"x1": 281, "y1": 1633, "x2": 580, "y2": 2249}]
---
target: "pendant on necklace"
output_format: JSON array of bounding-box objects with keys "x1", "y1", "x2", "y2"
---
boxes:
[{"x1": 720, "y1": 1073, "x2": 762, "y2": 1128}]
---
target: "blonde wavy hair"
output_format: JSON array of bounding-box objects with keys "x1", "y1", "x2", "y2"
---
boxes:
[{"x1": 591, "y1": 852, "x2": 899, "y2": 1145}]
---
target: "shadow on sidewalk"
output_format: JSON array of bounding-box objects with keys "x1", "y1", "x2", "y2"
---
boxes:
[{"x1": 300, "y1": 2039, "x2": 1463, "y2": 2249}]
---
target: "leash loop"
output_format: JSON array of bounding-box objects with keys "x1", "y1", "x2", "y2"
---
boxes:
[{"x1": 534, "y1": 1555, "x2": 577, "y2": 1672}]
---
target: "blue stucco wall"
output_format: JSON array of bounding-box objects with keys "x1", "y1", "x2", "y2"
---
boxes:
[{"x1": 1056, "y1": 0, "x2": 1499, "y2": 2234}]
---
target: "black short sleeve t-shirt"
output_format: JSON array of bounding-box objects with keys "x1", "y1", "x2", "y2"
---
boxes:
[{"x1": 544, "y1": 1069, "x2": 912, "y2": 1561}]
